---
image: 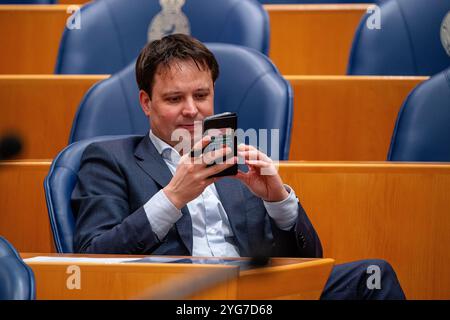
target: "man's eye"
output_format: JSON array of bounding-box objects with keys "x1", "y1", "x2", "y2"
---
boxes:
[
  {"x1": 167, "y1": 96, "x2": 181, "y2": 103},
  {"x1": 195, "y1": 93, "x2": 208, "y2": 100}
]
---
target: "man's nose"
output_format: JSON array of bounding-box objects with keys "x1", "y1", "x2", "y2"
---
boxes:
[{"x1": 182, "y1": 97, "x2": 199, "y2": 117}]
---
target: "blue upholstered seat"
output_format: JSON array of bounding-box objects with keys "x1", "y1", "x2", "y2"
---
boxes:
[
  {"x1": 0, "y1": 237, "x2": 35, "y2": 300},
  {"x1": 44, "y1": 135, "x2": 138, "y2": 253},
  {"x1": 388, "y1": 67, "x2": 450, "y2": 161},
  {"x1": 348, "y1": 0, "x2": 450, "y2": 76},
  {"x1": 55, "y1": 0, "x2": 269, "y2": 74}
]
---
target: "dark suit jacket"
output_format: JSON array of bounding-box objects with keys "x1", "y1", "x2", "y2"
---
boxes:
[{"x1": 72, "y1": 135, "x2": 323, "y2": 258}]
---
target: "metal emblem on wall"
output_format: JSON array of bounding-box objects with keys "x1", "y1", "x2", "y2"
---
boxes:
[
  {"x1": 148, "y1": 0, "x2": 191, "y2": 42},
  {"x1": 441, "y1": 11, "x2": 450, "y2": 57}
]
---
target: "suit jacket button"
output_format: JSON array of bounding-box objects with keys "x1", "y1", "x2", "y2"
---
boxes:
[{"x1": 298, "y1": 234, "x2": 306, "y2": 248}]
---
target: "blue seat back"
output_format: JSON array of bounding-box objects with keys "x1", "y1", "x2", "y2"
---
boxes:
[
  {"x1": 70, "y1": 43, "x2": 293, "y2": 160},
  {"x1": 348, "y1": 0, "x2": 450, "y2": 76},
  {"x1": 258, "y1": 0, "x2": 374, "y2": 3},
  {"x1": 388, "y1": 67, "x2": 450, "y2": 161},
  {"x1": 44, "y1": 135, "x2": 138, "y2": 253},
  {"x1": 55, "y1": 0, "x2": 269, "y2": 74},
  {"x1": 0, "y1": 237, "x2": 35, "y2": 300}
]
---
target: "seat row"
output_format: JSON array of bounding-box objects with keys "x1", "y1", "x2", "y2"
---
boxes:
[{"x1": 2, "y1": 0, "x2": 449, "y2": 76}]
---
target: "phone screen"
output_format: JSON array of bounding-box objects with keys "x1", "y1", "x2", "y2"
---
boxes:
[{"x1": 203, "y1": 128, "x2": 235, "y2": 157}]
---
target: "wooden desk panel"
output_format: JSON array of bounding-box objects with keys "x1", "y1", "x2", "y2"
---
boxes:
[
  {"x1": 28, "y1": 260, "x2": 240, "y2": 300},
  {"x1": 237, "y1": 258, "x2": 334, "y2": 299},
  {"x1": 0, "y1": 75, "x2": 108, "y2": 159},
  {"x1": 2, "y1": 161, "x2": 450, "y2": 299},
  {"x1": 266, "y1": 4, "x2": 368, "y2": 75},
  {"x1": 21, "y1": 253, "x2": 333, "y2": 299},
  {"x1": 0, "y1": 161, "x2": 53, "y2": 253},
  {"x1": 1, "y1": 4, "x2": 367, "y2": 75},
  {"x1": 0, "y1": 5, "x2": 70, "y2": 74},
  {"x1": 287, "y1": 76, "x2": 427, "y2": 160}
]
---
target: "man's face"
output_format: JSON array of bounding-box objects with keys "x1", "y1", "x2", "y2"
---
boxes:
[{"x1": 140, "y1": 59, "x2": 214, "y2": 149}]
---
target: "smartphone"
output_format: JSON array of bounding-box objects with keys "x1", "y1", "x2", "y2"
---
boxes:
[{"x1": 201, "y1": 112, "x2": 238, "y2": 178}]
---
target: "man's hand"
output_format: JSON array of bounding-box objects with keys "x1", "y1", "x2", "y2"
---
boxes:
[
  {"x1": 234, "y1": 144, "x2": 288, "y2": 202},
  {"x1": 163, "y1": 135, "x2": 236, "y2": 209}
]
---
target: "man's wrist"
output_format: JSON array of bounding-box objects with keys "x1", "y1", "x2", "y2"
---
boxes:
[
  {"x1": 163, "y1": 186, "x2": 185, "y2": 209},
  {"x1": 263, "y1": 185, "x2": 298, "y2": 231},
  {"x1": 263, "y1": 186, "x2": 289, "y2": 202}
]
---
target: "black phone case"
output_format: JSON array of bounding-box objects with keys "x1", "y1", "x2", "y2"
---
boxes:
[{"x1": 202, "y1": 112, "x2": 238, "y2": 178}]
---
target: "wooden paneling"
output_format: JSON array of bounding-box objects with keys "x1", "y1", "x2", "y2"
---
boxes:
[
  {"x1": 0, "y1": 5, "x2": 69, "y2": 74},
  {"x1": 26, "y1": 259, "x2": 240, "y2": 300},
  {"x1": 266, "y1": 4, "x2": 368, "y2": 75},
  {"x1": 3, "y1": 161, "x2": 450, "y2": 299},
  {"x1": 237, "y1": 258, "x2": 334, "y2": 299},
  {"x1": 0, "y1": 75, "x2": 108, "y2": 159},
  {"x1": 0, "y1": 161, "x2": 53, "y2": 253},
  {"x1": 279, "y1": 162, "x2": 450, "y2": 300},
  {"x1": 287, "y1": 76, "x2": 427, "y2": 160},
  {"x1": 1, "y1": 4, "x2": 368, "y2": 75},
  {"x1": 21, "y1": 254, "x2": 333, "y2": 300}
]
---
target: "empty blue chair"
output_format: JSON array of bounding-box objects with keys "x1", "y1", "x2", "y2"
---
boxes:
[
  {"x1": 55, "y1": 0, "x2": 269, "y2": 74},
  {"x1": 44, "y1": 135, "x2": 137, "y2": 253},
  {"x1": 0, "y1": 237, "x2": 35, "y2": 300},
  {"x1": 70, "y1": 43, "x2": 293, "y2": 160},
  {"x1": 348, "y1": 0, "x2": 450, "y2": 76},
  {"x1": 388, "y1": 67, "x2": 450, "y2": 161}
]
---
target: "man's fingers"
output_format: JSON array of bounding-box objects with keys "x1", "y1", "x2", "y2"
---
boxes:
[
  {"x1": 202, "y1": 156, "x2": 237, "y2": 178},
  {"x1": 238, "y1": 149, "x2": 272, "y2": 162},
  {"x1": 237, "y1": 144, "x2": 271, "y2": 162},
  {"x1": 190, "y1": 135, "x2": 212, "y2": 158},
  {"x1": 204, "y1": 176, "x2": 218, "y2": 186},
  {"x1": 238, "y1": 149, "x2": 259, "y2": 160},
  {"x1": 202, "y1": 145, "x2": 233, "y2": 164},
  {"x1": 245, "y1": 159, "x2": 271, "y2": 168},
  {"x1": 246, "y1": 159, "x2": 278, "y2": 176},
  {"x1": 237, "y1": 143, "x2": 253, "y2": 151},
  {"x1": 231, "y1": 170, "x2": 248, "y2": 182}
]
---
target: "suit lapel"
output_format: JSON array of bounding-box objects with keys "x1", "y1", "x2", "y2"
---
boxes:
[
  {"x1": 134, "y1": 135, "x2": 173, "y2": 188},
  {"x1": 134, "y1": 135, "x2": 193, "y2": 254},
  {"x1": 214, "y1": 178, "x2": 250, "y2": 257}
]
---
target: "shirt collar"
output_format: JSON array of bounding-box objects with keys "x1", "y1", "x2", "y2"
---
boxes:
[{"x1": 149, "y1": 130, "x2": 180, "y2": 164}]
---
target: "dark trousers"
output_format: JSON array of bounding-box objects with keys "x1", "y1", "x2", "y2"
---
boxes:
[{"x1": 320, "y1": 259, "x2": 406, "y2": 300}]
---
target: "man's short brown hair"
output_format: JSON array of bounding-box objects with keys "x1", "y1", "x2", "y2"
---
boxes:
[{"x1": 135, "y1": 34, "x2": 219, "y2": 98}]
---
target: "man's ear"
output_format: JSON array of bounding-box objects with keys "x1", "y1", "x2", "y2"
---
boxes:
[{"x1": 139, "y1": 90, "x2": 152, "y2": 117}]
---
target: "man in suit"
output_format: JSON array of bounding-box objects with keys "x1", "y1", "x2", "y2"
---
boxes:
[{"x1": 72, "y1": 34, "x2": 405, "y2": 300}]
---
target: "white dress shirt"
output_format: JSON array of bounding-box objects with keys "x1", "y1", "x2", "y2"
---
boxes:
[{"x1": 144, "y1": 131, "x2": 299, "y2": 257}]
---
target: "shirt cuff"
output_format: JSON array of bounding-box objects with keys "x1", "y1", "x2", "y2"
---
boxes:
[
  {"x1": 144, "y1": 189, "x2": 183, "y2": 241},
  {"x1": 263, "y1": 184, "x2": 299, "y2": 231}
]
